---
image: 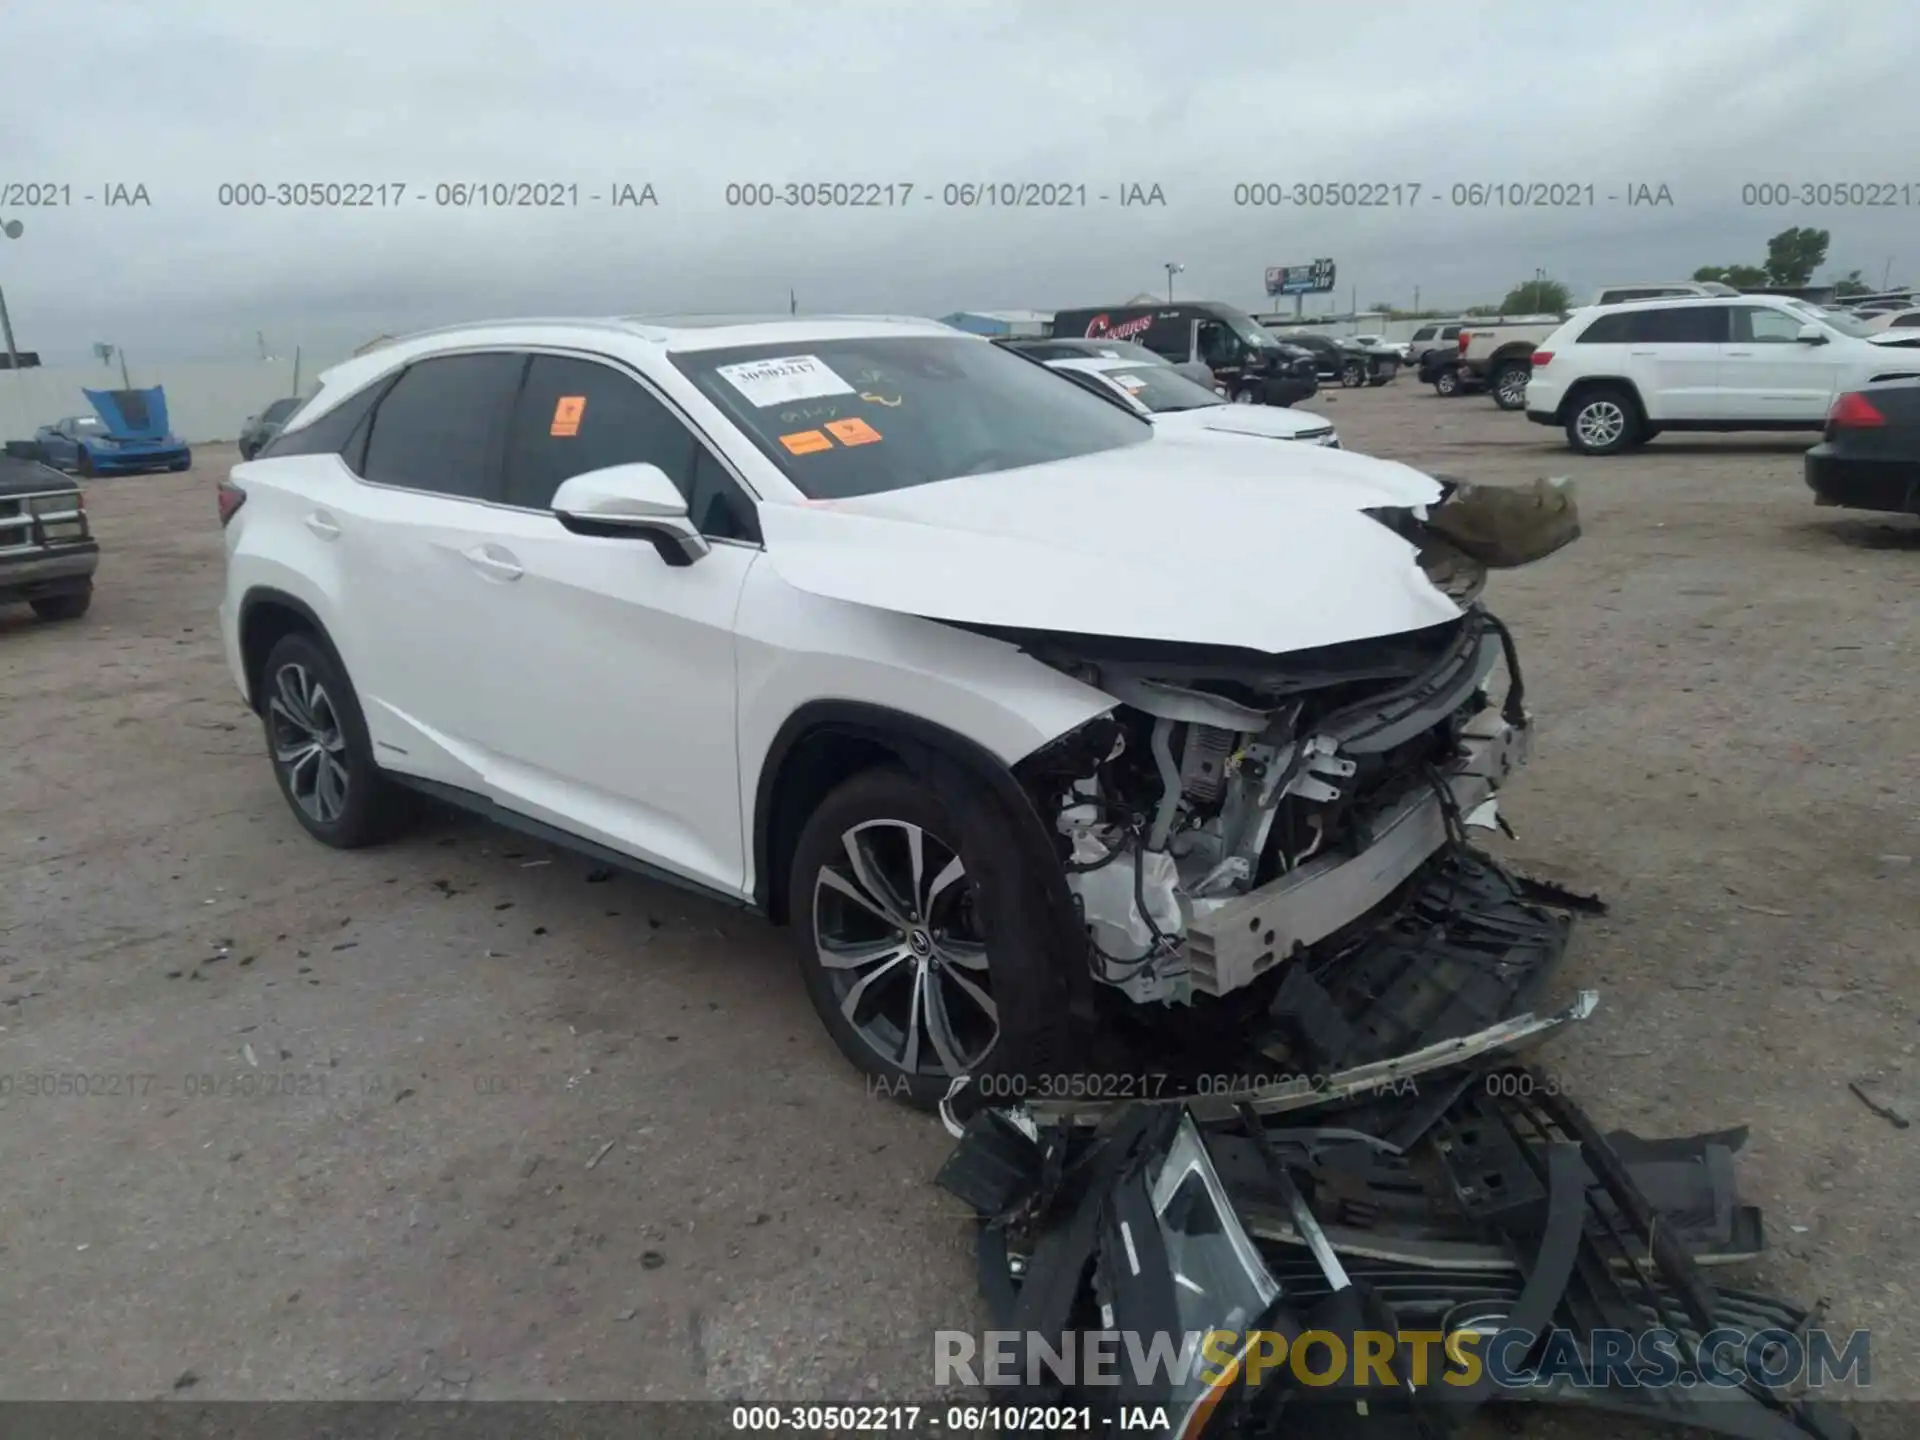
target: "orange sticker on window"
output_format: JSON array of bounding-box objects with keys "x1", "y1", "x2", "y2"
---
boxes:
[
  {"x1": 550, "y1": 395, "x2": 586, "y2": 437},
  {"x1": 779, "y1": 428, "x2": 833, "y2": 455},
  {"x1": 825, "y1": 417, "x2": 882, "y2": 446}
]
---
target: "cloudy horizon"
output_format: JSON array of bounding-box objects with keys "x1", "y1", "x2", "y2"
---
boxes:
[{"x1": 3, "y1": 0, "x2": 1916, "y2": 362}]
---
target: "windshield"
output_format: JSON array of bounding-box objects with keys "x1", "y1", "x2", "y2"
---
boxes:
[
  {"x1": 672, "y1": 336, "x2": 1151, "y2": 500},
  {"x1": 1091, "y1": 364, "x2": 1225, "y2": 413},
  {"x1": 263, "y1": 397, "x2": 302, "y2": 422}
]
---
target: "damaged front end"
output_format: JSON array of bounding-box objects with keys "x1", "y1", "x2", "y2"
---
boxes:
[
  {"x1": 936, "y1": 1066, "x2": 1859, "y2": 1440},
  {"x1": 1009, "y1": 600, "x2": 1533, "y2": 1013},
  {"x1": 982, "y1": 477, "x2": 1580, "y2": 1024}
]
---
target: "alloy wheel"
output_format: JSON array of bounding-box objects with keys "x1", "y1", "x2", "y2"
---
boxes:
[
  {"x1": 812, "y1": 818, "x2": 998, "y2": 1079},
  {"x1": 1575, "y1": 401, "x2": 1626, "y2": 449},
  {"x1": 267, "y1": 662, "x2": 351, "y2": 824},
  {"x1": 1498, "y1": 369, "x2": 1529, "y2": 407},
  {"x1": 1233, "y1": 388, "x2": 1257, "y2": 404}
]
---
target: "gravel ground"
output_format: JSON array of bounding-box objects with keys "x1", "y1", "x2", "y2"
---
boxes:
[{"x1": 1, "y1": 382, "x2": 1914, "y2": 1435}]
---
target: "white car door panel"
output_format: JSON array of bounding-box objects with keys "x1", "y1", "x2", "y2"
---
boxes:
[
  {"x1": 1623, "y1": 305, "x2": 1729, "y2": 420},
  {"x1": 455, "y1": 510, "x2": 756, "y2": 893},
  {"x1": 330, "y1": 350, "x2": 528, "y2": 784},
  {"x1": 444, "y1": 349, "x2": 761, "y2": 895},
  {"x1": 1719, "y1": 305, "x2": 1837, "y2": 423}
]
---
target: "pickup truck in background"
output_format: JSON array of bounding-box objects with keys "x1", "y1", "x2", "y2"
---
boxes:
[{"x1": 1457, "y1": 315, "x2": 1566, "y2": 410}]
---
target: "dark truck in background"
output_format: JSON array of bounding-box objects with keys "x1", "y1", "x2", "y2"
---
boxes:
[
  {"x1": 0, "y1": 447, "x2": 98, "y2": 620},
  {"x1": 1048, "y1": 301, "x2": 1318, "y2": 406}
]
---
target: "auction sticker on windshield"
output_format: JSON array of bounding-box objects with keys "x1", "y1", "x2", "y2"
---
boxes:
[
  {"x1": 825, "y1": 417, "x2": 882, "y2": 446},
  {"x1": 716, "y1": 354, "x2": 855, "y2": 407},
  {"x1": 550, "y1": 395, "x2": 585, "y2": 437},
  {"x1": 779, "y1": 428, "x2": 833, "y2": 455}
]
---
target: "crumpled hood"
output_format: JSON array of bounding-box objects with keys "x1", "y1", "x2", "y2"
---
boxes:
[
  {"x1": 84, "y1": 386, "x2": 172, "y2": 440},
  {"x1": 756, "y1": 433, "x2": 1463, "y2": 653}
]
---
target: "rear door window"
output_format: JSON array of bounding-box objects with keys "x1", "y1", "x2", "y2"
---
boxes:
[
  {"x1": 1623, "y1": 306, "x2": 1729, "y2": 343},
  {"x1": 360, "y1": 353, "x2": 526, "y2": 499}
]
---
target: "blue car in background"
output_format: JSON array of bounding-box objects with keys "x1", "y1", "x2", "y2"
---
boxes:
[{"x1": 36, "y1": 387, "x2": 191, "y2": 476}]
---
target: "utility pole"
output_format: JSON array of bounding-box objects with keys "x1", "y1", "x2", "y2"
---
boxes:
[
  {"x1": 1164, "y1": 262, "x2": 1183, "y2": 302},
  {"x1": 291, "y1": 345, "x2": 302, "y2": 397},
  {"x1": 1413, "y1": 285, "x2": 1421, "y2": 314},
  {"x1": 0, "y1": 218, "x2": 23, "y2": 439}
]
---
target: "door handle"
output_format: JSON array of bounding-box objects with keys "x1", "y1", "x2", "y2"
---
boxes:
[
  {"x1": 1628, "y1": 350, "x2": 1655, "y2": 356},
  {"x1": 463, "y1": 544, "x2": 524, "y2": 581},
  {"x1": 304, "y1": 510, "x2": 341, "y2": 541},
  {"x1": 1723, "y1": 350, "x2": 1753, "y2": 356}
]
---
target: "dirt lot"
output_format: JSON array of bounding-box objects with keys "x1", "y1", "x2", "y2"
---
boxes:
[{"x1": 2, "y1": 382, "x2": 1915, "y2": 1432}]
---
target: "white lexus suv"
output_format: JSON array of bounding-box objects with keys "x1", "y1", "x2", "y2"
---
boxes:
[
  {"x1": 1525, "y1": 295, "x2": 1920, "y2": 455},
  {"x1": 219, "y1": 315, "x2": 1555, "y2": 1105}
]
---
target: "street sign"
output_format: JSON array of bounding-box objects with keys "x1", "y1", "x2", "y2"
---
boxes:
[{"x1": 1265, "y1": 259, "x2": 1336, "y2": 296}]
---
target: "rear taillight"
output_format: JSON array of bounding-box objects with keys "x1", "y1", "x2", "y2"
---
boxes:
[
  {"x1": 217, "y1": 478, "x2": 247, "y2": 526},
  {"x1": 1531, "y1": 351, "x2": 1554, "y2": 367},
  {"x1": 1457, "y1": 331, "x2": 1471, "y2": 352},
  {"x1": 1828, "y1": 392, "x2": 1886, "y2": 429}
]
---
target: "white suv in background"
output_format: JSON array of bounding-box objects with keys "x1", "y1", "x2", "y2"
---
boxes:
[
  {"x1": 1525, "y1": 296, "x2": 1920, "y2": 454},
  {"x1": 216, "y1": 314, "x2": 1548, "y2": 1105}
]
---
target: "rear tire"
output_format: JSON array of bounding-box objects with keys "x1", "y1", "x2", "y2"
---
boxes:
[
  {"x1": 1434, "y1": 366, "x2": 1461, "y2": 397},
  {"x1": 1341, "y1": 360, "x2": 1367, "y2": 388},
  {"x1": 259, "y1": 631, "x2": 418, "y2": 848},
  {"x1": 1232, "y1": 385, "x2": 1263, "y2": 405},
  {"x1": 1563, "y1": 386, "x2": 1642, "y2": 455},
  {"x1": 30, "y1": 585, "x2": 91, "y2": 621},
  {"x1": 1492, "y1": 361, "x2": 1531, "y2": 411},
  {"x1": 789, "y1": 766, "x2": 1061, "y2": 1110},
  {"x1": 75, "y1": 450, "x2": 94, "y2": 478}
]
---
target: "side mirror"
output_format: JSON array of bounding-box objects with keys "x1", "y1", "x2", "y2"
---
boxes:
[
  {"x1": 1796, "y1": 322, "x2": 1829, "y2": 345},
  {"x1": 551, "y1": 462, "x2": 710, "y2": 567}
]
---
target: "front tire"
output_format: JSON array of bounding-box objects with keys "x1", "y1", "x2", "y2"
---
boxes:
[
  {"x1": 1341, "y1": 360, "x2": 1368, "y2": 388},
  {"x1": 1564, "y1": 386, "x2": 1642, "y2": 455},
  {"x1": 259, "y1": 631, "x2": 417, "y2": 848},
  {"x1": 1492, "y1": 361, "x2": 1531, "y2": 410},
  {"x1": 30, "y1": 585, "x2": 91, "y2": 621},
  {"x1": 790, "y1": 767, "x2": 1027, "y2": 1109}
]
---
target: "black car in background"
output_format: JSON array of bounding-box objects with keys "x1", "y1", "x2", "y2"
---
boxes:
[
  {"x1": 1419, "y1": 344, "x2": 1483, "y2": 397},
  {"x1": 1047, "y1": 301, "x2": 1317, "y2": 406},
  {"x1": 0, "y1": 450, "x2": 98, "y2": 620},
  {"x1": 238, "y1": 397, "x2": 305, "y2": 460},
  {"x1": 1266, "y1": 330, "x2": 1397, "y2": 388},
  {"x1": 1806, "y1": 380, "x2": 1920, "y2": 515}
]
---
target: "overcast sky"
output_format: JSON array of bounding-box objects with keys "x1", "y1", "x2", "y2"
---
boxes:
[{"x1": 4, "y1": 0, "x2": 1917, "y2": 360}]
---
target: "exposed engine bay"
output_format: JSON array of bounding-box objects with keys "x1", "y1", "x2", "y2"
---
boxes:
[{"x1": 1011, "y1": 603, "x2": 1533, "y2": 1006}]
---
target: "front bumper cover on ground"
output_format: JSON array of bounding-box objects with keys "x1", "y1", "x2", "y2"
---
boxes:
[{"x1": 934, "y1": 848, "x2": 1857, "y2": 1440}]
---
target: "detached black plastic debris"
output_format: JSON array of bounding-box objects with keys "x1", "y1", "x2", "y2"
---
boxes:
[{"x1": 938, "y1": 1072, "x2": 1856, "y2": 1440}]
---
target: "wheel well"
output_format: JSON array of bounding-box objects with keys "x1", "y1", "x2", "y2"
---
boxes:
[
  {"x1": 751, "y1": 701, "x2": 1065, "y2": 928},
  {"x1": 759, "y1": 729, "x2": 900, "y2": 924},
  {"x1": 237, "y1": 590, "x2": 330, "y2": 713},
  {"x1": 1489, "y1": 346, "x2": 1536, "y2": 367},
  {"x1": 1558, "y1": 377, "x2": 1644, "y2": 424}
]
